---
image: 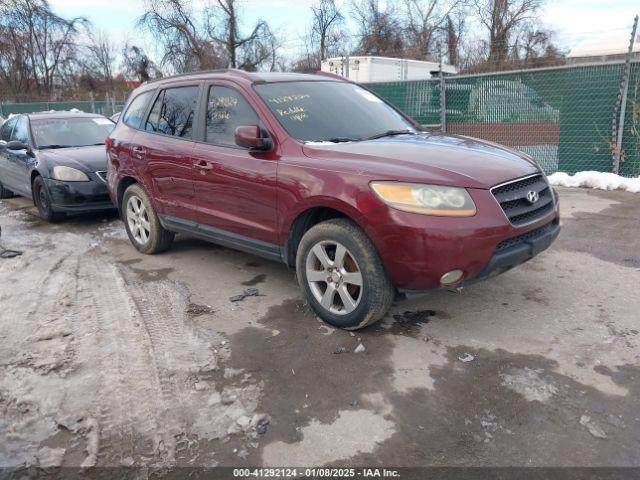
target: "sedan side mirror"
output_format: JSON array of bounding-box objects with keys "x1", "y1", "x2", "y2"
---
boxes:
[
  {"x1": 6, "y1": 140, "x2": 29, "y2": 151},
  {"x1": 234, "y1": 125, "x2": 272, "y2": 151}
]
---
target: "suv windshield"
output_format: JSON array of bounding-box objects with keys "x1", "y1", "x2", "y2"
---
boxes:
[
  {"x1": 31, "y1": 117, "x2": 115, "y2": 149},
  {"x1": 254, "y1": 81, "x2": 416, "y2": 143}
]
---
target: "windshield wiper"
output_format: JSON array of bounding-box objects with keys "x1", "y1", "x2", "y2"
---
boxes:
[
  {"x1": 364, "y1": 129, "x2": 416, "y2": 141},
  {"x1": 38, "y1": 144, "x2": 73, "y2": 150},
  {"x1": 324, "y1": 137, "x2": 360, "y2": 143}
]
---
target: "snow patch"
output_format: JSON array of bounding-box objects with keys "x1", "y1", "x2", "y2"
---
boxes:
[{"x1": 548, "y1": 171, "x2": 640, "y2": 193}]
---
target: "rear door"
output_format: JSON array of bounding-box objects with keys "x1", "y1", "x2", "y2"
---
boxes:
[
  {"x1": 191, "y1": 83, "x2": 279, "y2": 245},
  {"x1": 137, "y1": 84, "x2": 200, "y2": 222}
]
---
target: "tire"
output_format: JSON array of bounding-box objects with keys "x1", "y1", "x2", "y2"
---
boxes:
[
  {"x1": 296, "y1": 218, "x2": 394, "y2": 330},
  {"x1": 0, "y1": 178, "x2": 14, "y2": 199},
  {"x1": 122, "y1": 183, "x2": 174, "y2": 254},
  {"x1": 33, "y1": 176, "x2": 65, "y2": 222}
]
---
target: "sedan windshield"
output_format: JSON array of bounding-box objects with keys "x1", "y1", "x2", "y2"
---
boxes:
[
  {"x1": 31, "y1": 117, "x2": 115, "y2": 149},
  {"x1": 254, "y1": 81, "x2": 416, "y2": 143}
]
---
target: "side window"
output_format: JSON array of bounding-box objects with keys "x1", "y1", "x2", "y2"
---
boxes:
[
  {"x1": 123, "y1": 91, "x2": 154, "y2": 129},
  {"x1": 145, "y1": 91, "x2": 164, "y2": 133},
  {"x1": 151, "y1": 86, "x2": 199, "y2": 139},
  {"x1": 206, "y1": 86, "x2": 261, "y2": 147},
  {"x1": 0, "y1": 118, "x2": 17, "y2": 142},
  {"x1": 10, "y1": 117, "x2": 29, "y2": 143}
]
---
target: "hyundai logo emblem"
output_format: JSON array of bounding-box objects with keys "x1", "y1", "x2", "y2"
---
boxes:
[{"x1": 526, "y1": 190, "x2": 540, "y2": 204}]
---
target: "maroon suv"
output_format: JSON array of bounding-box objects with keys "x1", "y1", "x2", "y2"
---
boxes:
[{"x1": 106, "y1": 70, "x2": 560, "y2": 330}]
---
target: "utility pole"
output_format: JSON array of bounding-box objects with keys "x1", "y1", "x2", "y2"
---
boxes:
[{"x1": 613, "y1": 15, "x2": 638, "y2": 174}]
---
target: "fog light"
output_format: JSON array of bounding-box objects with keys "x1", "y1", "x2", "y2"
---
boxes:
[{"x1": 440, "y1": 269, "x2": 464, "y2": 286}]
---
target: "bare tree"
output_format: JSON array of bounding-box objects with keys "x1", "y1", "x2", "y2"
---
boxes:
[
  {"x1": 208, "y1": 0, "x2": 278, "y2": 70},
  {"x1": 138, "y1": 0, "x2": 224, "y2": 72},
  {"x1": 474, "y1": 0, "x2": 544, "y2": 66},
  {"x1": 85, "y1": 30, "x2": 116, "y2": 91},
  {"x1": 0, "y1": 0, "x2": 87, "y2": 98},
  {"x1": 402, "y1": 0, "x2": 467, "y2": 60},
  {"x1": 351, "y1": 0, "x2": 405, "y2": 57},
  {"x1": 311, "y1": 0, "x2": 344, "y2": 61},
  {"x1": 445, "y1": 11, "x2": 465, "y2": 65},
  {"x1": 122, "y1": 43, "x2": 159, "y2": 82}
]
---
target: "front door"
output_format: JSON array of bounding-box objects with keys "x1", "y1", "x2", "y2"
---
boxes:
[
  {"x1": 3, "y1": 116, "x2": 33, "y2": 196},
  {"x1": 191, "y1": 84, "x2": 279, "y2": 246}
]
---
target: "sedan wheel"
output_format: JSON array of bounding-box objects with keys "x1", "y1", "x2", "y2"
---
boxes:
[
  {"x1": 126, "y1": 195, "x2": 151, "y2": 246},
  {"x1": 306, "y1": 240, "x2": 363, "y2": 315}
]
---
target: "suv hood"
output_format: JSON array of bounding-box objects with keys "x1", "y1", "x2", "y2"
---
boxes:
[
  {"x1": 39, "y1": 145, "x2": 107, "y2": 173},
  {"x1": 302, "y1": 133, "x2": 540, "y2": 189}
]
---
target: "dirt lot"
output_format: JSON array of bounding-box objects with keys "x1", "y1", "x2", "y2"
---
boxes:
[{"x1": 0, "y1": 187, "x2": 639, "y2": 469}]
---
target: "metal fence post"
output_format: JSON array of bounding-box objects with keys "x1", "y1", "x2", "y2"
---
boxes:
[
  {"x1": 438, "y1": 44, "x2": 446, "y2": 133},
  {"x1": 613, "y1": 15, "x2": 638, "y2": 174}
]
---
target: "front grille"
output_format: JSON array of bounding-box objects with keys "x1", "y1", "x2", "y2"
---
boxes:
[
  {"x1": 496, "y1": 221, "x2": 555, "y2": 251},
  {"x1": 491, "y1": 174, "x2": 554, "y2": 226},
  {"x1": 96, "y1": 171, "x2": 107, "y2": 183}
]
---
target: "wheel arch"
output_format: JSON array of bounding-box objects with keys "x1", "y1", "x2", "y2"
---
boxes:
[
  {"x1": 116, "y1": 176, "x2": 139, "y2": 216},
  {"x1": 283, "y1": 203, "x2": 369, "y2": 269}
]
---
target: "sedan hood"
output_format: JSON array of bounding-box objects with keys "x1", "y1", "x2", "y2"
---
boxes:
[
  {"x1": 40, "y1": 145, "x2": 107, "y2": 173},
  {"x1": 302, "y1": 133, "x2": 540, "y2": 189}
]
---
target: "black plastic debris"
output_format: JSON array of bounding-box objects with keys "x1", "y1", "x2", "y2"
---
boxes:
[{"x1": 229, "y1": 288, "x2": 262, "y2": 302}]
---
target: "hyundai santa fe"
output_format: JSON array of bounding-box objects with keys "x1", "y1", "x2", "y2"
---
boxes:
[{"x1": 106, "y1": 69, "x2": 560, "y2": 330}]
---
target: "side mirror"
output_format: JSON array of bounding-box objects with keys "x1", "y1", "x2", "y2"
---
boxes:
[
  {"x1": 234, "y1": 125, "x2": 272, "y2": 151},
  {"x1": 6, "y1": 140, "x2": 29, "y2": 151}
]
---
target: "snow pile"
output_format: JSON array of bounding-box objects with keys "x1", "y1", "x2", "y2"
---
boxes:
[{"x1": 548, "y1": 171, "x2": 640, "y2": 193}]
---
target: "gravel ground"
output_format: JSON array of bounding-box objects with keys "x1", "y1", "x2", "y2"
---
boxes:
[{"x1": 0, "y1": 187, "x2": 638, "y2": 468}]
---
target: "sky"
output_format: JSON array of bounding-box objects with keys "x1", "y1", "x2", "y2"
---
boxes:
[{"x1": 48, "y1": 0, "x2": 640, "y2": 62}]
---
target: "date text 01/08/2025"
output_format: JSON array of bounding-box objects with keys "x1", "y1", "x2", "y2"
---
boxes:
[{"x1": 232, "y1": 468, "x2": 401, "y2": 478}]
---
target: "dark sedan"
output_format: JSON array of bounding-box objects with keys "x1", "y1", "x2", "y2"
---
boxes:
[{"x1": 0, "y1": 112, "x2": 115, "y2": 221}]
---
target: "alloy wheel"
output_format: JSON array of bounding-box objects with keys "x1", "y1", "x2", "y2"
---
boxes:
[
  {"x1": 126, "y1": 195, "x2": 151, "y2": 245},
  {"x1": 305, "y1": 240, "x2": 363, "y2": 315}
]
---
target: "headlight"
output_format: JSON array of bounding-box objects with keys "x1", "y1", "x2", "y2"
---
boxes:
[
  {"x1": 371, "y1": 181, "x2": 476, "y2": 216},
  {"x1": 52, "y1": 166, "x2": 90, "y2": 182}
]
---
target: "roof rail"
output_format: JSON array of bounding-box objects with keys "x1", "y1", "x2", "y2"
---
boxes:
[
  {"x1": 314, "y1": 70, "x2": 349, "y2": 81},
  {"x1": 143, "y1": 68, "x2": 256, "y2": 86}
]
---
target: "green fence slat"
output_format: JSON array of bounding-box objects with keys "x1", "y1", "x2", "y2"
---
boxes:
[{"x1": 369, "y1": 62, "x2": 640, "y2": 177}]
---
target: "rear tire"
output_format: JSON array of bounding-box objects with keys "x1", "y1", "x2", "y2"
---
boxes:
[
  {"x1": 296, "y1": 218, "x2": 394, "y2": 330},
  {"x1": 122, "y1": 183, "x2": 174, "y2": 254},
  {"x1": 0, "y1": 178, "x2": 14, "y2": 199},
  {"x1": 33, "y1": 176, "x2": 65, "y2": 222}
]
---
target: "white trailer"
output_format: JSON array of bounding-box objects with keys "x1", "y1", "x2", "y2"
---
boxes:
[{"x1": 321, "y1": 56, "x2": 457, "y2": 83}]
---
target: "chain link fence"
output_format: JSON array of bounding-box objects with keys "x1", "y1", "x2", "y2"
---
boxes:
[
  {"x1": 368, "y1": 61, "x2": 640, "y2": 177},
  {"x1": 0, "y1": 100, "x2": 124, "y2": 118}
]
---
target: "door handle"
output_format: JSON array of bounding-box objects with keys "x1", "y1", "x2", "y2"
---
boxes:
[{"x1": 193, "y1": 160, "x2": 214, "y2": 172}]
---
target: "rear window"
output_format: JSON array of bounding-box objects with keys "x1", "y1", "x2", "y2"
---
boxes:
[
  {"x1": 123, "y1": 91, "x2": 154, "y2": 129},
  {"x1": 145, "y1": 86, "x2": 198, "y2": 139}
]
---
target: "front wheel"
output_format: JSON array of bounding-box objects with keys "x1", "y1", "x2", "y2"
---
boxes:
[
  {"x1": 296, "y1": 218, "x2": 394, "y2": 330},
  {"x1": 122, "y1": 183, "x2": 174, "y2": 254},
  {"x1": 33, "y1": 176, "x2": 64, "y2": 222}
]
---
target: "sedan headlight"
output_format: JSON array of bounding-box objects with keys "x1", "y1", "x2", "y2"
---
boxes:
[
  {"x1": 371, "y1": 181, "x2": 476, "y2": 216},
  {"x1": 52, "y1": 166, "x2": 90, "y2": 182}
]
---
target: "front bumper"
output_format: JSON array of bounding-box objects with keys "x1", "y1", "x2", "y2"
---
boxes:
[
  {"x1": 462, "y1": 219, "x2": 560, "y2": 286},
  {"x1": 365, "y1": 187, "x2": 560, "y2": 291},
  {"x1": 44, "y1": 177, "x2": 115, "y2": 213}
]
